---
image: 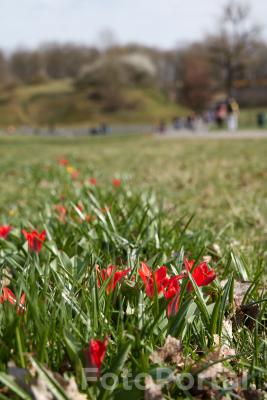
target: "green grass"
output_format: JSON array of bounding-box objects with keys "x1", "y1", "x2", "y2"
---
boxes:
[
  {"x1": 15, "y1": 79, "x2": 74, "y2": 99},
  {"x1": 239, "y1": 107, "x2": 267, "y2": 129},
  {"x1": 0, "y1": 135, "x2": 266, "y2": 399}
]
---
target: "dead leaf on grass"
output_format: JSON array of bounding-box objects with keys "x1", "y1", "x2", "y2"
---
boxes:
[
  {"x1": 1, "y1": 268, "x2": 12, "y2": 288},
  {"x1": 150, "y1": 335, "x2": 184, "y2": 368},
  {"x1": 232, "y1": 303, "x2": 260, "y2": 331},
  {"x1": 7, "y1": 361, "x2": 87, "y2": 400},
  {"x1": 220, "y1": 280, "x2": 251, "y2": 308},
  {"x1": 145, "y1": 375, "x2": 164, "y2": 400}
]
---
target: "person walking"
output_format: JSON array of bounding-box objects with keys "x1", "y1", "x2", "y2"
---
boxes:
[
  {"x1": 227, "y1": 97, "x2": 239, "y2": 132},
  {"x1": 215, "y1": 103, "x2": 227, "y2": 129},
  {"x1": 257, "y1": 112, "x2": 266, "y2": 128}
]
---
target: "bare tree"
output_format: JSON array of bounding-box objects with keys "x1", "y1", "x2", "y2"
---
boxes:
[
  {"x1": 40, "y1": 43, "x2": 99, "y2": 79},
  {"x1": 207, "y1": 0, "x2": 261, "y2": 94},
  {"x1": 9, "y1": 49, "x2": 45, "y2": 84},
  {"x1": 180, "y1": 45, "x2": 214, "y2": 111},
  {"x1": 0, "y1": 51, "x2": 8, "y2": 84}
]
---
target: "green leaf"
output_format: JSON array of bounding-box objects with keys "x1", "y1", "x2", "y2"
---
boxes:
[
  {"x1": 108, "y1": 339, "x2": 133, "y2": 376},
  {"x1": 187, "y1": 273, "x2": 211, "y2": 330},
  {"x1": 217, "y1": 275, "x2": 233, "y2": 336}
]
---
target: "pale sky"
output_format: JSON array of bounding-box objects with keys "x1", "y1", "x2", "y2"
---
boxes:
[{"x1": 0, "y1": 0, "x2": 266, "y2": 50}]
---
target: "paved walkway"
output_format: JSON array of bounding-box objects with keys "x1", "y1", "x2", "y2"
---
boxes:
[{"x1": 156, "y1": 130, "x2": 267, "y2": 139}]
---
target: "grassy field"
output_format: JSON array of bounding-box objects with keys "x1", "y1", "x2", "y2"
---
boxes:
[
  {"x1": 0, "y1": 134, "x2": 266, "y2": 399},
  {"x1": 1, "y1": 135, "x2": 266, "y2": 248}
]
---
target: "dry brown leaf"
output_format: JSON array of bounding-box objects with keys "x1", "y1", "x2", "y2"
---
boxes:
[
  {"x1": 198, "y1": 361, "x2": 231, "y2": 380},
  {"x1": 150, "y1": 335, "x2": 184, "y2": 367},
  {"x1": 192, "y1": 348, "x2": 235, "y2": 382},
  {"x1": 1, "y1": 268, "x2": 12, "y2": 288},
  {"x1": 213, "y1": 333, "x2": 235, "y2": 358},
  {"x1": 232, "y1": 303, "x2": 260, "y2": 331},
  {"x1": 220, "y1": 343, "x2": 236, "y2": 358},
  {"x1": 7, "y1": 361, "x2": 87, "y2": 400},
  {"x1": 213, "y1": 334, "x2": 220, "y2": 347},
  {"x1": 220, "y1": 280, "x2": 251, "y2": 308},
  {"x1": 242, "y1": 388, "x2": 265, "y2": 400},
  {"x1": 145, "y1": 376, "x2": 164, "y2": 400},
  {"x1": 31, "y1": 376, "x2": 54, "y2": 400},
  {"x1": 222, "y1": 318, "x2": 233, "y2": 340},
  {"x1": 212, "y1": 243, "x2": 222, "y2": 257},
  {"x1": 203, "y1": 255, "x2": 212, "y2": 263},
  {"x1": 53, "y1": 373, "x2": 87, "y2": 400},
  {"x1": 233, "y1": 282, "x2": 251, "y2": 308}
]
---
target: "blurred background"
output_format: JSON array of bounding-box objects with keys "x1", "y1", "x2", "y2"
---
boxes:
[{"x1": 0, "y1": 0, "x2": 266, "y2": 132}]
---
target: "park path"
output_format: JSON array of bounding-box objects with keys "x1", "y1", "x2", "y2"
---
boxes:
[{"x1": 156, "y1": 130, "x2": 267, "y2": 139}]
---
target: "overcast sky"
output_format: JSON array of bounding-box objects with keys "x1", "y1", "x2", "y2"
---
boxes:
[{"x1": 1, "y1": 0, "x2": 266, "y2": 51}]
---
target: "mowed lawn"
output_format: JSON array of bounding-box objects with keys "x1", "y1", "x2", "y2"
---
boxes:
[{"x1": 0, "y1": 134, "x2": 266, "y2": 254}]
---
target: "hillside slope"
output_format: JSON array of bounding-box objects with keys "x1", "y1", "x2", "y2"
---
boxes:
[{"x1": 0, "y1": 80, "x2": 187, "y2": 127}]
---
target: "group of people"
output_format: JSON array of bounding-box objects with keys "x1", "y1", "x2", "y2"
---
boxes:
[
  {"x1": 214, "y1": 97, "x2": 239, "y2": 131},
  {"x1": 158, "y1": 97, "x2": 241, "y2": 133},
  {"x1": 158, "y1": 113, "x2": 201, "y2": 133},
  {"x1": 89, "y1": 123, "x2": 109, "y2": 135}
]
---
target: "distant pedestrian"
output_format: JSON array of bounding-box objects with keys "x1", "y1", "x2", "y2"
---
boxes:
[
  {"x1": 89, "y1": 127, "x2": 98, "y2": 136},
  {"x1": 227, "y1": 97, "x2": 239, "y2": 132},
  {"x1": 172, "y1": 116, "x2": 182, "y2": 130},
  {"x1": 186, "y1": 112, "x2": 196, "y2": 131},
  {"x1": 215, "y1": 103, "x2": 227, "y2": 129},
  {"x1": 99, "y1": 123, "x2": 108, "y2": 134},
  {"x1": 158, "y1": 119, "x2": 166, "y2": 134},
  {"x1": 203, "y1": 110, "x2": 213, "y2": 125},
  {"x1": 257, "y1": 112, "x2": 266, "y2": 128}
]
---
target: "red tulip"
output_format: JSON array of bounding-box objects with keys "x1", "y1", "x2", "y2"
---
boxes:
[
  {"x1": 54, "y1": 204, "x2": 67, "y2": 222},
  {"x1": 0, "y1": 288, "x2": 26, "y2": 314},
  {"x1": 184, "y1": 258, "x2": 216, "y2": 291},
  {"x1": 71, "y1": 170, "x2": 80, "y2": 180},
  {"x1": 0, "y1": 287, "x2": 16, "y2": 305},
  {"x1": 163, "y1": 276, "x2": 181, "y2": 317},
  {"x1": 89, "y1": 178, "x2": 97, "y2": 186},
  {"x1": 138, "y1": 263, "x2": 183, "y2": 316},
  {"x1": 83, "y1": 337, "x2": 108, "y2": 378},
  {"x1": 54, "y1": 204, "x2": 67, "y2": 214},
  {"x1": 112, "y1": 178, "x2": 121, "y2": 187},
  {"x1": 22, "y1": 229, "x2": 46, "y2": 253},
  {"x1": 16, "y1": 292, "x2": 26, "y2": 315},
  {"x1": 138, "y1": 262, "x2": 169, "y2": 298},
  {"x1": 96, "y1": 265, "x2": 130, "y2": 294},
  {"x1": 58, "y1": 158, "x2": 68, "y2": 166},
  {"x1": 0, "y1": 225, "x2": 12, "y2": 239},
  {"x1": 163, "y1": 276, "x2": 181, "y2": 300}
]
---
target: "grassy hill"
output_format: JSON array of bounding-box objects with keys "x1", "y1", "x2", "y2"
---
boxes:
[
  {"x1": 0, "y1": 80, "x2": 266, "y2": 128},
  {"x1": 0, "y1": 79, "x2": 187, "y2": 127}
]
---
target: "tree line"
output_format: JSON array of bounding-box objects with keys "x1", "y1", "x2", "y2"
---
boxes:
[{"x1": 0, "y1": 1, "x2": 266, "y2": 111}]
